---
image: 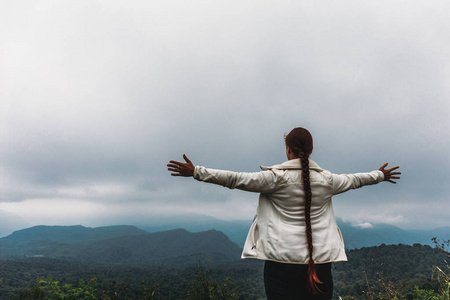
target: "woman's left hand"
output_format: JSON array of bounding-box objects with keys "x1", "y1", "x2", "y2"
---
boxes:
[
  {"x1": 167, "y1": 154, "x2": 195, "y2": 177},
  {"x1": 378, "y1": 163, "x2": 401, "y2": 184}
]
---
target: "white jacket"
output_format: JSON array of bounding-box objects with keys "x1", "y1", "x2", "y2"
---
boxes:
[{"x1": 193, "y1": 159, "x2": 384, "y2": 264}]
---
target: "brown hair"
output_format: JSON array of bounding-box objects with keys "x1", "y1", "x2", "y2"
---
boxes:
[{"x1": 285, "y1": 127, "x2": 322, "y2": 294}]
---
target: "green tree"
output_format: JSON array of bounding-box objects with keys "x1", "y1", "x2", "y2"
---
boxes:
[
  {"x1": 186, "y1": 267, "x2": 238, "y2": 300},
  {"x1": 37, "y1": 275, "x2": 98, "y2": 299}
]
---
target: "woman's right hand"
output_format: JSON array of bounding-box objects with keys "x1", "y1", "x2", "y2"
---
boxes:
[
  {"x1": 167, "y1": 154, "x2": 195, "y2": 177},
  {"x1": 379, "y1": 163, "x2": 401, "y2": 184}
]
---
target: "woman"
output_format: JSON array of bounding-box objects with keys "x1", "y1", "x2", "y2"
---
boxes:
[{"x1": 167, "y1": 127, "x2": 400, "y2": 300}]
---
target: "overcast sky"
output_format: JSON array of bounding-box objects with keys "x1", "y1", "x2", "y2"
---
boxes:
[{"x1": 1, "y1": 0, "x2": 449, "y2": 237}]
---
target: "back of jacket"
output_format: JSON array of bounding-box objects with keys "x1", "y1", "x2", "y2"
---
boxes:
[{"x1": 194, "y1": 159, "x2": 384, "y2": 264}]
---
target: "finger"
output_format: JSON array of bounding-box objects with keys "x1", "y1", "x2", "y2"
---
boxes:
[
  {"x1": 170, "y1": 173, "x2": 183, "y2": 176},
  {"x1": 389, "y1": 171, "x2": 401, "y2": 175},
  {"x1": 167, "y1": 163, "x2": 181, "y2": 168},
  {"x1": 387, "y1": 166, "x2": 400, "y2": 171},
  {"x1": 167, "y1": 165, "x2": 183, "y2": 170},
  {"x1": 168, "y1": 168, "x2": 180, "y2": 172},
  {"x1": 390, "y1": 176, "x2": 400, "y2": 179},
  {"x1": 379, "y1": 162, "x2": 388, "y2": 170},
  {"x1": 388, "y1": 179, "x2": 397, "y2": 184},
  {"x1": 389, "y1": 172, "x2": 401, "y2": 175},
  {"x1": 169, "y1": 160, "x2": 183, "y2": 165},
  {"x1": 183, "y1": 154, "x2": 192, "y2": 164}
]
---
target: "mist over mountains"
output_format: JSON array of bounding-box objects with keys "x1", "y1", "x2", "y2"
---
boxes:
[
  {"x1": 0, "y1": 213, "x2": 448, "y2": 264},
  {"x1": 0, "y1": 217, "x2": 448, "y2": 299},
  {"x1": 133, "y1": 214, "x2": 449, "y2": 249}
]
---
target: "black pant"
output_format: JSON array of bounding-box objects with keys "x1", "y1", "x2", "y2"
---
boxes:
[{"x1": 264, "y1": 261, "x2": 333, "y2": 300}]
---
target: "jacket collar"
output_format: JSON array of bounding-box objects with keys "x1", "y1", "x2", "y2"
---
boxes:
[{"x1": 260, "y1": 159, "x2": 324, "y2": 171}]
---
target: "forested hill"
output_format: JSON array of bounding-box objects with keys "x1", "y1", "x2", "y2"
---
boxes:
[
  {"x1": 0, "y1": 243, "x2": 448, "y2": 299},
  {"x1": 333, "y1": 243, "x2": 449, "y2": 298},
  {"x1": 0, "y1": 226, "x2": 242, "y2": 267}
]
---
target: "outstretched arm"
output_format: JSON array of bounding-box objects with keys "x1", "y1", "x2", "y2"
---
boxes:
[
  {"x1": 167, "y1": 154, "x2": 282, "y2": 193},
  {"x1": 378, "y1": 163, "x2": 401, "y2": 184},
  {"x1": 167, "y1": 154, "x2": 195, "y2": 177},
  {"x1": 332, "y1": 162, "x2": 401, "y2": 195}
]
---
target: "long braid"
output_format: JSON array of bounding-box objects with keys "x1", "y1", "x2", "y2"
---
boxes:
[
  {"x1": 299, "y1": 151, "x2": 322, "y2": 294},
  {"x1": 285, "y1": 127, "x2": 321, "y2": 293}
]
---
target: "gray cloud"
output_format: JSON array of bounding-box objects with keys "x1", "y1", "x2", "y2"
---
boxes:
[{"x1": 1, "y1": 0, "x2": 449, "y2": 235}]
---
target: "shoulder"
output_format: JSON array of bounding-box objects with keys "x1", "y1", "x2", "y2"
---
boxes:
[{"x1": 312, "y1": 169, "x2": 333, "y2": 185}]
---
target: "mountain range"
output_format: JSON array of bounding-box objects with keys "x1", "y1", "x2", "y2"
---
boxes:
[
  {"x1": 0, "y1": 216, "x2": 448, "y2": 300},
  {"x1": 0, "y1": 225, "x2": 242, "y2": 268},
  {"x1": 0, "y1": 214, "x2": 448, "y2": 267},
  {"x1": 133, "y1": 214, "x2": 449, "y2": 249},
  {"x1": 0, "y1": 226, "x2": 447, "y2": 300}
]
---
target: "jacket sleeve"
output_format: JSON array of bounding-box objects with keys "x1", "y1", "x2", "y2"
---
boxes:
[
  {"x1": 193, "y1": 166, "x2": 283, "y2": 193},
  {"x1": 331, "y1": 170, "x2": 384, "y2": 195}
]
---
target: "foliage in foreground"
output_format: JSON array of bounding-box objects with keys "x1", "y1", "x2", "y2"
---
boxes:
[
  {"x1": 9, "y1": 261, "x2": 450, "y2": 300},
  {"x1": 11, "y1": 266, "x2": 240, "y2": 300},
  {"x1": 332, "y1": 242, "x2": 449, "y2": 299},
  {"x1": 338, "y1": 238, "x2": 450, "y2": 300},
  {"x1": 1, "y1": 241, "x2": 449, "y2": 299},
  {"x1": 12, "y1": 276, "x2": 161, "y2": 300},
  {"x1": 186, "y1": 267, "x2": 238, "y2": 300}
]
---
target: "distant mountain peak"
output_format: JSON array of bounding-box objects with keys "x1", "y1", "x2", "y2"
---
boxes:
[
  {"x1": 4, "y1": 225, "x2": 147, "y2": 242},
  {"x1": 0, "y1": 226, "x2": 242, "y2": 267}
]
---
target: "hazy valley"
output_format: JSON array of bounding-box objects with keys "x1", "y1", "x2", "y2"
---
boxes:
[{"x1": 0, "y1": 215, "x2": 449, "y2": 299}]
